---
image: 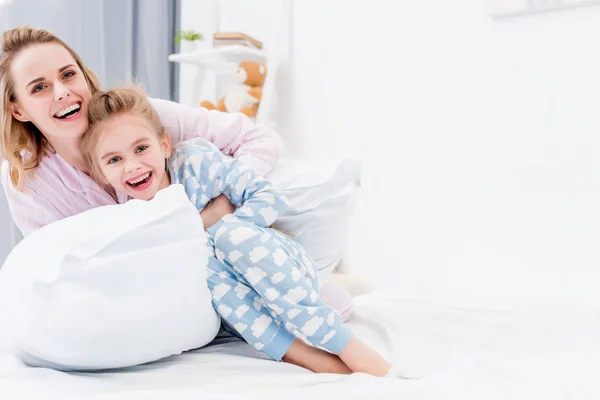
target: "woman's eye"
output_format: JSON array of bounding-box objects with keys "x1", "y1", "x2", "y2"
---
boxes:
[
  {"x1": 63, "y1": 71, "x2": 75, "y2": 79},
  {"x1": 136, "y1": 145, "x2": 148, "y2": 153},
  {"x1": 108, "y1": 156, "x2": 121, "y2": 164},
  {"x1": 31, "y1": 84, "x2": 46, "y2": 94}
]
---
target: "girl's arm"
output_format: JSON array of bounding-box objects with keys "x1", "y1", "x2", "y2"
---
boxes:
[
  {"x1": 150, "y1": 98, "x2": 284, "y2": 177},
  {"x1": 206, "y1": 149, "x2": 288, "y2": 229},
  {"x1": 175, "y1": 146, "x2": 288, "y2": 230}
]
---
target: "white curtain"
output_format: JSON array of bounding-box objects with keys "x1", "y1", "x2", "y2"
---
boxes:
[
  {"x1": 0, "y1": 0, "x2": 180, "y2": 264},
  {"x1": 0, "y1": 190, "x2": 19, "y2": 265}
]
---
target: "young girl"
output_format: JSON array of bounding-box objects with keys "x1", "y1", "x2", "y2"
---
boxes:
[{"x1": 79, "y1": 87, "x2": 392, "y2": 377}]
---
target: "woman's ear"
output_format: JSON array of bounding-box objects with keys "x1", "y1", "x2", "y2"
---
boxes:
[
  {"x1": 161, "y1": 131, "x2": 172, "y2": 158},
  {"x1": 10, "y1": 103, "x2": 30, "y2": 122}
]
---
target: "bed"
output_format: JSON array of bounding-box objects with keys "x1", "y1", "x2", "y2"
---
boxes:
[{"x1": 2, "y1": 288, "x2": 599, "y2": 400}]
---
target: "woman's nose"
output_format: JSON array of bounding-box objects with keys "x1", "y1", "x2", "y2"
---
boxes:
[{"x1": 54, "y1": 82, "x2": 70, "y2": 102}]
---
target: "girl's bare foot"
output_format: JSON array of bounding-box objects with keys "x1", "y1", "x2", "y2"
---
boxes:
[
  {"x1": 282, "y1": 338, "x2": 352, "y2": 374},
  {"x1": 338, "y1": 336, "x2": 392, "y2": 377}
]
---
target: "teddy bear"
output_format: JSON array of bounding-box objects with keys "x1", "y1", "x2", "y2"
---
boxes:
[{"x1": 200, "y1": 61, "x2": 267, "y2": 119}]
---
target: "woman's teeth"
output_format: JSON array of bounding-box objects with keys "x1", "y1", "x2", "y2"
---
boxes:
[{"x1": 55, "y1": 103, "x2": 81, "y2": 119}]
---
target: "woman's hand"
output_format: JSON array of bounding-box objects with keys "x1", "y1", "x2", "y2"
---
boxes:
[{"x1": 200, "y1": 194, "x2": 236, "y2": 230}]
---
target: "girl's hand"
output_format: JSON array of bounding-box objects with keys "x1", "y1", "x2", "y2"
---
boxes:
[{"x1": 200, "y1": 194, "x2": 236, "y2": 230}]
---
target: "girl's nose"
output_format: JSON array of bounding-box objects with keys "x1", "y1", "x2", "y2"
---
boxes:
[{"x1": 124, "y1": 159, "x2": 142, "y2": 173}]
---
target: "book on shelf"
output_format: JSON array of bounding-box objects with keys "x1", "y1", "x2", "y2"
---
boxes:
[{"x1": 212, "y1": 32, "x2": 263, "y2": 49}]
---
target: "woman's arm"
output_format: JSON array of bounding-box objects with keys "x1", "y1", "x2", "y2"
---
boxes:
[
  {"x1": 149, "y1": 98, "x2": 284, "y2": 177},
  {"x1": 1, "y1": 164, "x2": 63, "y2": 237}
]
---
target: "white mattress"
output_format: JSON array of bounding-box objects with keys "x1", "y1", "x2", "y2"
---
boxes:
[{"x1": 1, "y1": 290, "x2": 599, "y2": 400}]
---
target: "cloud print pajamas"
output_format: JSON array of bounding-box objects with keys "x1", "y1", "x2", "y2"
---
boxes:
[{"x1": 168, "y1": 140, "x2": 352, "y2": 360}]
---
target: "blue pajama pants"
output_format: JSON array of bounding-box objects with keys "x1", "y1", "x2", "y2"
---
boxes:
[{"x1": 205, "y1": 217, "x2": 352, "y2": 361}]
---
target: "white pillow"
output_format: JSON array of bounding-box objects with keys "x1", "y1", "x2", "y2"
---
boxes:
[
  {"x1": 0, "y1": 185, "x2": 220, "y2": 371},
  {"x1": 268, "y1": 158, "x2": 362, "y2": 282}
]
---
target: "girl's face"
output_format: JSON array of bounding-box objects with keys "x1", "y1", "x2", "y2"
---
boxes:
[
  {"x1": 9, "y1": 43, "x2": 92, "y2": 143},
  {"x1": 94, "y1": 113, "x2": 171, "y2": 201}
]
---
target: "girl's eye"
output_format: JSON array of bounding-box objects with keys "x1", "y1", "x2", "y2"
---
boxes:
[
  {"x1": 108, "y1": 156, "x2": 121, "y2": 164},
  {"x1": 31, "y1": 84, "x2": 46, "y2": 94},
  {"x1": 136, "y1": 145, "x2": 148, "y2": 153},
  {"x1": 63, "y1": 71, "x2": 75, "y2": 79}
]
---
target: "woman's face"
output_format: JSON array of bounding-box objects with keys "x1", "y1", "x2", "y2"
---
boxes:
[{"x1": 9, "y1": 43, "x2": 92, "y2": 143}]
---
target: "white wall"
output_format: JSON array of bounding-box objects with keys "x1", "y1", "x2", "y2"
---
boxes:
[{"x1": 182, "y1": 1, "x2": 600, "y2": 310}]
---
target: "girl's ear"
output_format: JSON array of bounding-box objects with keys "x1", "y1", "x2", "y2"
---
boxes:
[{"x1": 161, "y1": 131, "x2": 172, "y2": 158}]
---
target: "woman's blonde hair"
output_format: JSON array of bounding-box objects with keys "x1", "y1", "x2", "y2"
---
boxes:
[
  {"x1": 81, "y1": 86, "x2": 166, "y2": 184},
  {"x1": 0, "y1": 26, "x2": 101, "y2": 190}
]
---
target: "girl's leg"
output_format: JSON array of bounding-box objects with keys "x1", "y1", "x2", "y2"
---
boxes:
[
  {"x1": 207, "y1": 256, "x2": 293, "y2": 361},
  {"x1": 211, "y1": 219, "x2": 350, "y2": 352},
  {"x1": 207, "y1": 256, "x2": 349, "y2": 374},
  {"x1": 211, "y1": 218, "x2": 391, "y2": 376},
  {"x1": 338, "y1": 336, "x2": 391, "y2": 377},
  {"x1": 283, "y1": 338, "x2": 351, "y2": 374}
]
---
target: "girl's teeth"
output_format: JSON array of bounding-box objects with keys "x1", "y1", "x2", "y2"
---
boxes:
[{"x1": 129, "y1": 172, "x2": 150, "y2": 184}]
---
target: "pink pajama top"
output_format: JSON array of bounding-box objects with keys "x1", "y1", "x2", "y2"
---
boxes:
[{"x1": 1, "y1": 98, "x2": 283, "y2": 237}]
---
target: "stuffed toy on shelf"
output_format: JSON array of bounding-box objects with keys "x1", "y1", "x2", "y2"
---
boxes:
[{"x1": 200, "y1": 61, "x2": 267, "y2": 119}]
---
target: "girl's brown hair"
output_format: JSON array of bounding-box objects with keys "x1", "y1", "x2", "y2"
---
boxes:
[
  {"x1": 80, "y1": 86, "x2": 166, "y2": 183},
  {"x1": 0, "y1": 26, "x2": 101, "y2": 190}
]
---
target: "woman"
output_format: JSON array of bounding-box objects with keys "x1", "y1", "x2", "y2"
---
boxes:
[{"x1": 0, "y1": 27, "x2": 351, "y2": 320}]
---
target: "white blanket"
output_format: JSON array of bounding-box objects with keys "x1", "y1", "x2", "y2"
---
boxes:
[{"x1": 1, "y1": 290, "x2": 599, "y2": 399}]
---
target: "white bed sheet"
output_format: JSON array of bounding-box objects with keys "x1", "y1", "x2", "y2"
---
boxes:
[{"x1": 1, "y1": 290, "x2": 600, "y2": 400}]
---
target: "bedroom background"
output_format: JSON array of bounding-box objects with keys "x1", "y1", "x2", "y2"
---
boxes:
[{"x1": 1, "y1": 0, "x2": 599, "y2": 312}]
